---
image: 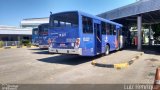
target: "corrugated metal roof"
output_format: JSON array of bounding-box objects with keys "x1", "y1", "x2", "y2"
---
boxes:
[
  {"x1": 21, "y1": 17, "x2": 49, "y2": 26},
  {"x1": 98, "y1": 0, "x2": 160, "y2": 20},
  {"x1": 23, "y1": 17, "x2": 49, "y2": 21}
]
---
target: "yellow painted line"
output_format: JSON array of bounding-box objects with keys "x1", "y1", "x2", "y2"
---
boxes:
[
  {"x1": 21, "y1": 46, "x2": 27, "y2": 48},
  {"x1": 114, "y1": 63, "x2": 129, "y2": 69},
  {"x1": 91, "y1": 60, "x2": 97, "y2": 65},
  {"x1": 31, "y1": 46, "x2": 38, "y2": 48},
  {"x1": 131, "y1": 57, "x2": 137, "y2": 61},
  {"x1": 10, "y1": 46, "x2": 17, "y2": 49},
  {"x1": 23, "y1": 46, "x2": 37, "y2": 48},
  {"x1": 21, "y1": 46, "x2": 37, "y2": 48},
  {"x1": 91, "y1": 60, "x2": 129, "y2": 69}
]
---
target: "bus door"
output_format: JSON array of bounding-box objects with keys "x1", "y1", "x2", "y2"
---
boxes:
[
  {"x1": 117, "y1": 27, "x2": 123, "y2": 49},
  {"x1": 116, "y1": 26, "x2": 123, "y2": 50},
  {"x1": 81, "y1": 16, "x2": 95, "y2": 56},
  {"x1": 116, "y1": 26, "x2": 120, "y2": 50},
  {"x1": 93, "y1": 20, "x2": 102, "y2": 54}
]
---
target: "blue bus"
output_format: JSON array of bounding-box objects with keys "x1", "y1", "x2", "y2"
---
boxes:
[
  {"x1": 38, "y1": 23, "x2": 49, "y2": 49},
  {"x1": 48, "y1": 11, "x2": 123, "y2": 56},
  {"x1": 32, "y1": 28, "x2": 39, "y2": 46}
]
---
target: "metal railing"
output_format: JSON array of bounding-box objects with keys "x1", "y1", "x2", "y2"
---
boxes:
[{"x1": 1, "y1": 41, "x2": 20, "y2": 47}]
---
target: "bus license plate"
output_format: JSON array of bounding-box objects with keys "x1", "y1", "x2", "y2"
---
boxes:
[
  {"x1": 43, "y1": 46, "x2": 47, "y2": 48},
  {"x1": 60, "y1": 44, "x2": 66, "y2": 47}
]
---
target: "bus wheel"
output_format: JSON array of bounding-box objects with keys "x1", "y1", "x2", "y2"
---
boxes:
[{"x1": 105, "y1": 45, "x2": 110, "y2": 55}]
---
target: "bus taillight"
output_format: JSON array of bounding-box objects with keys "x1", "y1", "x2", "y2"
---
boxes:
[
  {"x1": 75, "y1": 38, "x2": 80, "y2": 48},
  {"x1": 48, "y1": 38, "x2": 51, "y2": 45}
]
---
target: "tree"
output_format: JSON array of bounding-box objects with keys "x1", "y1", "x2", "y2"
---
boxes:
[{"x1": 151, "y1": 24, "x2": 160, "y2": 42}]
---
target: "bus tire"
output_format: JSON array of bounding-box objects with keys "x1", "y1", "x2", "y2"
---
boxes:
[{"x1": 105, "y1": 45, "x2": 110, "y2": 55}]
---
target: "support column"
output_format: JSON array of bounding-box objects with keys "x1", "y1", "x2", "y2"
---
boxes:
[
  {"x1": 17, "y1": 35, "x2": 21, "y2": 41},
  {"x1": 17, "y1": 35, "x2": 21, "y2": 47},
  {"x1": 137, "y1": 15, "x2": 142, "y2": 50},
  {"x1": 149, "y1": 25, "x2": 152, "y2": 46}
]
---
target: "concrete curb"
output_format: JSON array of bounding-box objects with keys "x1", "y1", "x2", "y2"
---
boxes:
[{"x1": 91, "y1": 52, "x2": 144, "y2": 69}]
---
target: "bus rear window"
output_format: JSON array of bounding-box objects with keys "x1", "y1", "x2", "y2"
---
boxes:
[
  {"x1": 60, "y1": 21, "x2": 65, "y2": 27},
  {"x1": 54, "y1": 20, "x2": 59, "y2": 27},
  {"x1": 50, "y1": 12, "x2": 78, "y2": 28},
  {"x1": 66, "y1": 22, "x2": 71, "y2": 27}
]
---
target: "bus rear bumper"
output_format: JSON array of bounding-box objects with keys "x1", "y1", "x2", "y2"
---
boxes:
[
  {"x1": 49, "y1": 48, "x2": 82, "y2": 55},
  {"x1": 39, "y1": 45, "x2": 49, "y2": 49}
]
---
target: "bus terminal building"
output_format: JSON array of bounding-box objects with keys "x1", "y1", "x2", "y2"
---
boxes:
[
  {"x1": 98, "y1": 0, "x2": 160, "y2": 50},
  {"x1": 0, "y1": 18, "x2": 49, "y2": 41},
  {"x1": 0, "y1": 25, "x2": 31, "y2": 41}
]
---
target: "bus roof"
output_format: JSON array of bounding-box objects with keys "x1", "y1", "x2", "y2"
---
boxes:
[
  {"x1": 51, "y1": 11, "x2": 123, "y2": 27},
  {"x1": 79, "y1": 11, "x2": 123, "y2": 27},
  {"x1": 39, "y1": 23, "x2": 49, "y2": 27},
  {"x1": 32, "y1": 28, "x2": 38, "y2": 30}
]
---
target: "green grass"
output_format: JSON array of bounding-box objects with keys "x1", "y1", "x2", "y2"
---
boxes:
[{"x1": 0, "y1": 41, "x2": 4, "y2": 48}]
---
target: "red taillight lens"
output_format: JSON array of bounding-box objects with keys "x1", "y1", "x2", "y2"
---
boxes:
[
  {"x1": 75, "y1": 38, "x2": 80, "y2": 48},
  {"x1": 48, "y1": 38, "x2": 51, "y2": 45}
]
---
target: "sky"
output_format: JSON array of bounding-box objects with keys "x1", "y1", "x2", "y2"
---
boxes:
[{"x1": 0, "y1": 0, "x2": 136, "y2": 26}]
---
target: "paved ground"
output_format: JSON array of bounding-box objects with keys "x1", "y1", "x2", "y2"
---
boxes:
[{"x1": 0, "y1": 48, "x2": 160, "y2": 84}]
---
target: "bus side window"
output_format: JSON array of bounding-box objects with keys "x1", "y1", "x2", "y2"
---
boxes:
[
  {"x1": 82, "y1": 16, "x2": 93, "y2": 33},
  {"x1": 119, "y1": 27, "x2": 122, "y2": 35},
  {"x1": 109, "y1": 24, "x2": 113, "y2": 35},
  {"x1": 106, "y1": 23, "x2": 110, "y2": 35},
  {"x1": 110, "y1": 24, "x2": 116, "y2": 35},
  {"x1": 101, "y1": 22, "x2": 106, "y2": 35},
  {"x1": 113, "y1": 26, "x2": 117, "y2": 35}
]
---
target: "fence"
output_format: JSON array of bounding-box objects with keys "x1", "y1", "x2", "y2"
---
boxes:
[{"x1": 0, "y1": 41, "x2": 20, "y2": 48}]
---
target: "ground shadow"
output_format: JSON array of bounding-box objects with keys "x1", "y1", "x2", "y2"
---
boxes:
[
  {"x1": 124, "y1": 45, "x2": 160, "y2": 55},
  {"x1": 93, "y1": 63, "x2": 114, "y2": 68},
  {"x1": 142, "y1": 45, "x2": 160, "y2": 55},
  {"x1": 28, "y1": 47, "x2": 51, "y2": 54},
  {"x1": 145, "y1": 58, "x2": 159, "y2": 62},
  {"x1": 35, "y1": 48, "x2": 119, "y2": 65},
  {"x1": 28, "y1": 48, "x2": 41, "y2": 50},
  {"x1": 33, "y1": 50, "x2": 50, "y2": 55},
  {"x1": 37, "y1": 54, "x2": 105, "y2": 65}
]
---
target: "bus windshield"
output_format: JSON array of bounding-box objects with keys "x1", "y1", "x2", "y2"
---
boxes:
[
  {"x1": 50, "y1": 11, "x2": 79, "y2": 28},
  {"x1": 33, "y1": 28, "x2": 38, "y2": 35},
  {"x1": 39, "y1": 24, "x2": 49, "y2": 36}
]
